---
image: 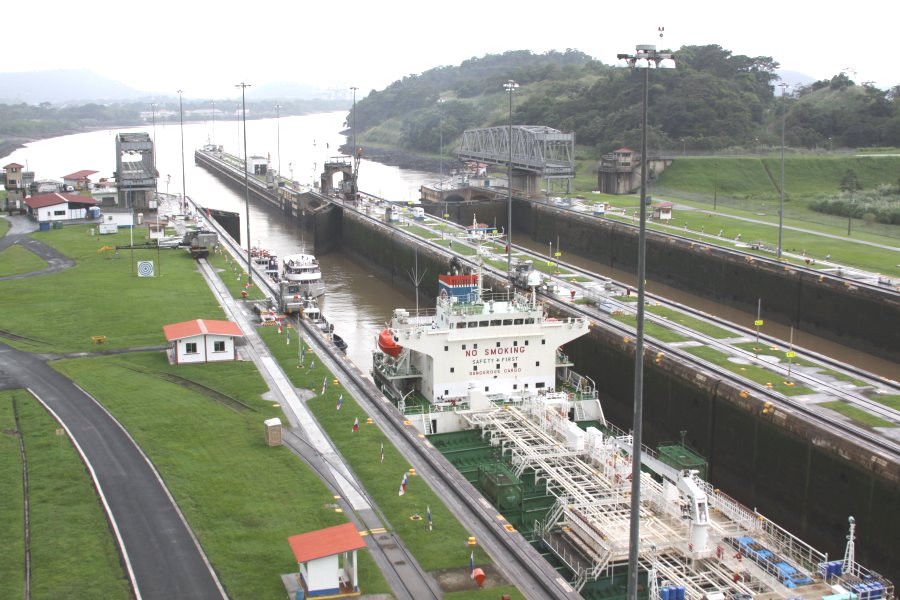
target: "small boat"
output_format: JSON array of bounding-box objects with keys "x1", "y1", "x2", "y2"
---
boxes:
[
  {"x1": 282, "y1": 253, "x2": 325, "y2": 298},
  {"x1": 332, "y1": 333, "x2": 348, "y2": 353}
]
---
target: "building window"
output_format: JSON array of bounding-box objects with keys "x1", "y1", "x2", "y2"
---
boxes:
[
  {"x1": 496, "y1": 342, "x2": 501, "y2": 347},
  {"x1": 525, "y1": 340, "x2": 529, "y2": 346},
  {"x1": 54, "y1": 209, "x2": 66, "y2": 216},
  {"x1": 185, "y1": 342, "x2": 198, "y2": 354},
  {"x1": 495, "y1": 364, "x2": 500, "y2": 370},
  {"x1": 535, "y1": 361, "x2": 540, "y2": 367},
  {"x1": 462, "y1": 344, "x2": 466, "y2": 350},
  {"x1": 473, "y1": 343, "x2": 478, "y2": 349},
  {"x1": 473, "y1": 365, "x2": 478, "y2": 372},
  {"x1": 513, "y1": 340, "x2": 518, "y2": 347},
  {"x1": 542, "y1": 340, "x2": 546, "y2": 345},
  {"x1": 213, "y1": 340, "x2": 226, "y2": 352},
  {"x1": 450, "y1": 367, "x2": 455, "y2": 373},
  {"x1": 484, "y1": 386, "x2": 489, "y2": 392},
  {"x1": 513, "y1": 384, "x2": 518, "y2": 390},
  {"x1": 536, "y1": 382, "x2": 546, "y2": 389},
  {"x1": 444, "y1": 346, "x2": 448, "y2": 351}
]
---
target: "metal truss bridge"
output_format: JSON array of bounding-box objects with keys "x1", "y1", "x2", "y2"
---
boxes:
[{"x1": 457, "y1": 126, "x2": 575, "y2": 179}]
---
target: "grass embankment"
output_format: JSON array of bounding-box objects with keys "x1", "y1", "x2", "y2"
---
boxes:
[
  {"x1": 0, "y1": 224, "x2": 224, "y2": 352},
  {"x1": 52, "y1": 353, "x2": 393, "y2": 599},
  {"x1": 207, "y1": 247, "x2": 267, "y2": 301},
  {"x1": 683, "y1": 345, "x2": 814, "y2": 397},
  {"x1": 0, "y1": 390, "x2": 130, "y2": 598},
  {"x1": 575, "y1": 156, "x2": 900, "y2": 276},
  {"x1": 0, "y1": 244, "x2": 48, "y2": 277},
  {"x1": 257, "y1": 326, "x2": 523, "y2": 598}
]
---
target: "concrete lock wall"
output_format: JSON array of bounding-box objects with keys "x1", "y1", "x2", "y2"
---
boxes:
[{"x1": 520, "y1": 201, "x2": 900, "y2": 363}]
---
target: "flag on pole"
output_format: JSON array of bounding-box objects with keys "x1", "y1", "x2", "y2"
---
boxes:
[
  {"x1": 426, "y1": 505, "x2": 432, "y2": 531},
  {"x1": 321, "y1": 377, "x2": 327, "y2": 395},
  {"x1": 352, "y1": 417, "x2": 359, "y2": 433},
  {"x1": 336, "y1": 394, "x2": 343, "y2": 410},
  {"x1": 380, "y1": 442, "x2": 384, "y2": 463},
  {"x1": 469, "y1": 551, "x2": 475, "y2": 575},
  {"x1": 398, "y1": 472, "x2": 408, "y2": 496}
]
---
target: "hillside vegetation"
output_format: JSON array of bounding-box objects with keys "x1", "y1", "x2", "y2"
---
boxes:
[{"x1": 351, "y1": 47, "x2": 900, "y2": 158}]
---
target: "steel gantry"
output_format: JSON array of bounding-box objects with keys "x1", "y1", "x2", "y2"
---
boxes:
[{"x1": 457, "y1": 126, "x2": 575, "y2": 179}]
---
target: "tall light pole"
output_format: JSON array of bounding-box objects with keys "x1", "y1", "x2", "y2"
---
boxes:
[
  {"x1": 777, "y1": 82, "x2": 789, "y2": 260},
  {"x1": 211, "y1": 100, "x2": 216, "y2": 145},
  {"x1": 236, "y1": 82, "x2": 252, "y2": 285},
  {"x1": 150, "y1": 101, "x2": 157, "y2": 173},
  {"x1": 616, "y1": 43, "x2": 675, "y2": 600},
  {"x1": 350, "y1": 86, "x2": 358, "y2": 203},
  {"x1": 504, "y1": 79, "x2": 518, "y2": 275},
  {"x1": 275, "y1": 103, "x2": 282, "y2": 183},
  {"x1": 177, "y1": 90, "x2": 186, "y2": 213},
  {"x1": 438, "y1": 97, "x2": 445, "y2": 189}
]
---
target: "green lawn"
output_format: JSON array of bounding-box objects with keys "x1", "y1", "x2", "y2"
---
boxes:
[
  {"x1": 611, "y1": 314, "x2": 690, "y2": 343},
  {"x1": 51, "y1": 352, "x2": 391, "y2": 599},
  {"x1": 819, "y1": 400, "x2": 894, "y2": 428},
  {"x1": 258, "y1": 326, "x2": 495, "y2": 574},
  {"x1": 0, "y1": 217, "x2": 11, "y2": 237},
  {"x1": 0, "y1": 225, "x2": 224, "y2": 352},
  {"x1": 0, "y1": 390, "x2": 130, "y2": 598},
  {"x1": 0, "y1": 243, "x2": 48, "y2": 277},
  {"x1": 871, "y1": 395, "x2": 900, "y2": 411},
  {"x1": 646, "y1": 305, "x2": 735, "y2": 339},
  {"x1": 206, "y1": 247, "x2": 267, "y2": 300},
  {"x1": 683, "y1": 345, "x2": 814, "y2": 396}
]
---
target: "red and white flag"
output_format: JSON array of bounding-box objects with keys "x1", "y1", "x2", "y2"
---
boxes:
[
  {"x1": 398, "y1": 472, "x2": 408, "y2": 496},
  {"x1": 352, "y1": 417, "x2": 359, "y2": 433}
]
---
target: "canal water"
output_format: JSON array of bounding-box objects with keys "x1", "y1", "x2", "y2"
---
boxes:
[{"x1": 4, "y1": 112, "x2": 897, "y2": 380}]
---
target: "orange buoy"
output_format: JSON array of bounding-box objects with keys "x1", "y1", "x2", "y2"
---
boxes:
[{"x1": 377, "y1": 328, "x2": 402, "y2": 357}]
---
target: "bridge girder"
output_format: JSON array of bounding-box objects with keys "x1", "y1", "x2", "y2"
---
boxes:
[{"x1": 457, "y1": 125, "x2": 575, "y2": 179}]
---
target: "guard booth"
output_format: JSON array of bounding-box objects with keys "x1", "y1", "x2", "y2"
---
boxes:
[
  {"x1": 652, "y1": 201, "x2": 673, "y2": 221},
  {"x1": 285, "y1": 523, "x2": 366, "y2": 598}
]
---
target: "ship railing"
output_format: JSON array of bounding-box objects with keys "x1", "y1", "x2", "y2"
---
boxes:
[
  {"x1": 604, "y1": 420, "x2": 659, "y2": 461},
  {"x1": 699, "y1": 480, "x2": 759, "y2": 532},
  {"x1": 752, "y1": 510, "x2": 829, "y2": 573}
]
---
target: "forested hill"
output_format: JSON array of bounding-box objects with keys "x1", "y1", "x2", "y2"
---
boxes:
[{"x1": 351, "y1": 47, "x2": 900, "y2": 157}]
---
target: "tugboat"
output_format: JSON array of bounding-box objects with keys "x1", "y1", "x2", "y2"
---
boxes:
[{"x1": 281, "y1": 253, "x2": 325, "y2": 298}]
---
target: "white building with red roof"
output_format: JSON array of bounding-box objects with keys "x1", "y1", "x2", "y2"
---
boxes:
[
  {"x1": 285, "y1": 522, "x2": 366, "y2": 598},
  {"x1": 24, "y1": 192, "x2": 98, "y2": 224},
  {"x1": 162, "y1": 319, "x2": 243, "y2": 364}
]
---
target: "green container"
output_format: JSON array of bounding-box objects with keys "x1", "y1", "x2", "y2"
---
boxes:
[{"x1": 52, "y1": 221, "x2": 63, "y2": 229}]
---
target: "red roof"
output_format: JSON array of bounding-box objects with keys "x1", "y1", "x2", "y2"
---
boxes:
[
  {"x1": 61, "y1": 169, "x2": 98, "y2": 180},
  {"x1": 4, "y1": 163, "x2": 24, "y2": 169},
  {"x1": 614, "y1": 148, "x2": 634, "y2": 153},
  {"x1": 163, "y1": 319, "x2": 243, "y2": 341},
  {"x1": 287, "y1": 523, "x2": 366, "y2": 563},
  {"x1": 25, "y1": 193, "x2": 98, "y2": 209}
]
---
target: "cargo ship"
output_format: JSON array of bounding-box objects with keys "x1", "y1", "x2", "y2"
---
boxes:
[{"x1": 372, "y1": 259, "x2": 894, "y2": 599}]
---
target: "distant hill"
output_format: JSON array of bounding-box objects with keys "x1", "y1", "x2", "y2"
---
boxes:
[
  {"x1": 0, "y1": 69, "x2": 148, "y2": 104},
  {"x1": 249, "y1": 81, "x2": 347, "y2": 101}
]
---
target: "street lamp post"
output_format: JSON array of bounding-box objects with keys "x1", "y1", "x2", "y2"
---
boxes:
[
  {"x1": 504, "y1": 79, "x2": 518, "y2": 276},
  {"x1": 777, "y1": 82, "x2": 789, "y2": 260},
  {"x1": 275, "y1": 104, "x2": 282, "y2": 184},
  {"x1": 177, "y1": 90, "x2": 187, "y2": 214},
  {"x1": 350, "y1": 86, "x2": 358, "y2": 203},
  {"x1": 616, "y1": 43, "x2": 675, "y2": 600},
  {"x1": 236, "y1": 82, "x2": 252, "y2": 285},
  {"x1": 211, "y1": 100, "x2": 216, "y2": 145},
  {"x1": 438, "y1": 98, "x2": 445, "y2": 189}
]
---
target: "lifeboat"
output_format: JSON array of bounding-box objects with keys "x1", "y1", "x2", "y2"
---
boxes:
[{"x1": 377, "y1": 328, "x2": 402, "y2": 357}]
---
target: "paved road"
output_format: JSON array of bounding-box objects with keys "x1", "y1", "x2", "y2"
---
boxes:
[
  {"x1": 1, "y1": 344, "x2": 226, "y2": 599},
  {"x1": 0, "y1": 215, "x2": 75, "y2": 280}
]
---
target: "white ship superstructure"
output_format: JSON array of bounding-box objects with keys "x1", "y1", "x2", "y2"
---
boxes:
[
  {"x1": 374, "y1": 270, "x2": 589, "y2": 407},
  {"x1": 281, "y1": 253, "x2": 325, "y2": 298}
]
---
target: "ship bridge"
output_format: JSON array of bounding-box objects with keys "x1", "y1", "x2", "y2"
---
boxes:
[{"x1": 457, "y1": 126, "x2": 575, "y2": 197}]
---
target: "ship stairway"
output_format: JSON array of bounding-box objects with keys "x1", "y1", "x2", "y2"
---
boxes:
[
  {"x1": 573, "y1": 400, "x2": 587, "y2": 422},
  {"x1": 422, "y1": 410, "x2": 433, "y2": 435},
  {"x1": 538, "y1": 500, "x2": 567, "y2": 537},
  {"x1": 541, "y1": 524, "x2": 613, "y2": 593}
]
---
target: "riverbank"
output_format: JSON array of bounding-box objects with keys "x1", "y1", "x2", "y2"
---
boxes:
[{"x1": 341, "y1": 142, "x2": 444, "y2": 173}]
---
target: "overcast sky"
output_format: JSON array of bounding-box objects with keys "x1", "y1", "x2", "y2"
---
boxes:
[{"x1": 9, "y1": 0, "x2": 899, "y2": 98}]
